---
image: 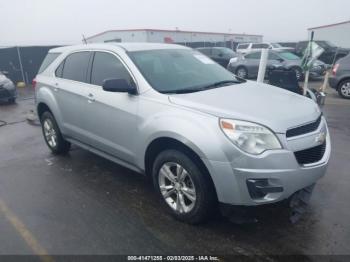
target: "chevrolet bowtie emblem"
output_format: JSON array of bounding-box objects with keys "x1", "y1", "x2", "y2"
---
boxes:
[{"x1": 315, "y1": 132, "x2": 326, "y2": 144}]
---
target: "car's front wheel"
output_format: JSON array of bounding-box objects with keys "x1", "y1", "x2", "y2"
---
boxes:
[
  {"x1": 235, "y1": 67, "x2": 248, "y2": 79},
  {"x1": 152, "y1": 150, "x2": 216, "y2": 224},
  {"x1": 40, "y1": 111, "x2": 71, "y2": 154},
  {"x1": 338, "y1": 79, "x2": 350, "y2": 99}
]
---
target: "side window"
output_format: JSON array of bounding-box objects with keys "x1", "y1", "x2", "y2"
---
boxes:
[
  {"x1": 90, "y1": 52, "x2": 132, "y2": 86},
  {"x1": 245, "y1": 52, "x2": 261, "y2": 59},
  {"x1": 62, "y1": 52, "x2": 91, "y2": 82},
  {"x1": 252, "y1": 43, "x2": 269, "y2": 49},
  {"x1": 38, "y1": 53, "x2": 60, "y2": 74},
  {"x1": 268, "y1": 53, "x2": 280, "y2": 60},
  {"x1": 55, "y1": 61, "x2": 64, "y2": 78},
  {"x1": 237, "y1": 44, "x2": 249, "y2": 49}
]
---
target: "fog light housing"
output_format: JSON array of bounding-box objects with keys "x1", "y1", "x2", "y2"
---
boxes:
[{"x1": 246, "y1": 179, "x2": 283, "y2": 200}]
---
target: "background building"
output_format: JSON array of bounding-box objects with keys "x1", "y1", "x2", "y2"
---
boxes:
[
  {"x1": 85, "y1": 29, "x2": 263, "y2": 49},
  {"x1": 308, "y1": 20, "x2": 350, "y2": 48}
]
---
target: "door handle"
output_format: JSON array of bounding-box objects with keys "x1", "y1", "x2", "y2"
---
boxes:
[
  {"x1": 54, "y1": 83, "x2": 60, "y2": 92},
  {"x1": 87, "y1": 93, "x2": 95, "y2": 103}
]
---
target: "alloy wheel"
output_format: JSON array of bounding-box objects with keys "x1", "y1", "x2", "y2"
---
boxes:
[
  {"x1": 158, "y1": 162, "x2": 196, "y2": 214},
  {"x1": 340, "y1": 82, "x2": 350, "y2": 97},
  {"x1": 43, "y1": 119, "x2": 57, "y2": 148}
]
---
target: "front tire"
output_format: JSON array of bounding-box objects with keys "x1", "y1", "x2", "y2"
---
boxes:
[
  {"x1": 235, "y1": 67, "x2": 248, "y2": 79},
  {"x1": 40, "y1": 111, "x2": 71, "y2": 154},
  {"x1": 152, "y1": 150, "x2": 216, "y2": 224},
  {"x1": 338, "y1": 79, "x2": 350, "y2": 99},
  {"x1": 292, "y1": 67, "x2": 303, "y2": 81}
]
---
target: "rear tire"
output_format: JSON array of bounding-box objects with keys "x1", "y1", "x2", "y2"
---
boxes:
[
  {"x1": 338, "y1": 79, "x2": 350, "y2": 99},
  {"x1": 152, "y1": 150, "x2": 216, "y2": 224},
  {"x1": 40, "y1": 111, "x2": 71, "y2": 154}
]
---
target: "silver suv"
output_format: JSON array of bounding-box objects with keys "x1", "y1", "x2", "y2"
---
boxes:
[{"x1": 35, "y1": 43, "x2": 331, "y2": 224}]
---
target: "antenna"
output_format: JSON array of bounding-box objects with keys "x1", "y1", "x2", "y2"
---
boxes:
[{"x1": 82, "y1": 34, "x2": 87, "y2": 44}]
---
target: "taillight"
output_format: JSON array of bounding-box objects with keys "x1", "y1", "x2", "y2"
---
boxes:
[
  {"x1": 332, "y1": 64, "x2": 339, "y2": 76},
  {"x1": 32, "y1": 79, "x2": 37, "y2": 89}
]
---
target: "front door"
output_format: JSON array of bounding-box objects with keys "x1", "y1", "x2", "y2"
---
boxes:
[{"x1": 83, "y1": 51, "x2": 138, "y2": 164}]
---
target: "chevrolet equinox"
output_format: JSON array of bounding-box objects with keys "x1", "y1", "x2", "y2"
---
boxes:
[{"x1": 35, "y1": 43, "x2": 331, "y2": 224}]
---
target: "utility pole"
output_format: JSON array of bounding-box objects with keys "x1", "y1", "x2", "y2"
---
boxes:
[{"x1": 16, "y1": 46, "x2": 26, "y2": 84}]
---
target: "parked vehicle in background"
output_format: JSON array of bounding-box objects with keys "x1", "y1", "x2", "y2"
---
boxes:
[
  {"x1": 196, "y1": 47, "x2": 237, "y2": 67},
  {"x1": 35, "y1": 43, "x2": 330, "y2": 224},
  {"x1": 329, "y1": 53, "x2": 350, "y2": 99},
  {"x1": 236, "y1": 42, "x2": 293, "y2": 54},
  {"x1": 277, "y1": 42, "x2": 297, "y2": 49},
  {"x1": 0, "y1": 71, "x2": 16, "y2": 103},
  {"x1": 227, "y1": 50, "x2": 326, "y2": 81},
  {"x1": 295, "y1": 40, "x2": 350, "y2": 65}
]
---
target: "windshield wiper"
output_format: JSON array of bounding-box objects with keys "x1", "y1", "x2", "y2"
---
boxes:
[
  {"x1": 197, "y1": 79, "x2": 242, "y2": 91},
  {"x1": 163, "y1": 79, "x2": 243, "y2": 94}
]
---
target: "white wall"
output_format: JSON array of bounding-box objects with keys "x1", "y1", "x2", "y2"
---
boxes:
[
  {"x1": 87, "y1": 30, "x2": 262, "y2": 44},
  {"x1": 309, "y1": 22, "x2": 350, "y2": 48},
  {"x1": 86, "y1": 31, "x2": 148, "y2": 43}
]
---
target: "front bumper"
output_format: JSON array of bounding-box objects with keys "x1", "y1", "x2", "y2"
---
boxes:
[
  {"x1": 202, "y1": 117, "x2": 331, "y2": 206},
  {"x1": 309, "y1": 65, "x2": 327, "y2": 78},
  {"x1": 0, "y1": 86, "x2": 17, "y2": 100}
]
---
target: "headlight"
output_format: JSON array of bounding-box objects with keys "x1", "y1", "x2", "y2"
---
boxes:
[{"x1": 219, "y1": 119, "x2": 282, "y2": 155}]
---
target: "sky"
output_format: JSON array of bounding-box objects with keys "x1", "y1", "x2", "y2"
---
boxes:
[{"x1": 1, "y1": 0, "x2": 350, "y2": 46}]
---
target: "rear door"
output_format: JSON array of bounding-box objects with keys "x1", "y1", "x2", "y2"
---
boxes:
[
  {"x1": 244, "y1": 51, "x2": 262, "y2": 76},
  {"x1": 83, "y1": 51, "x2": 138, "y2": 163},
  {"x1": 54, "y1": 51, "x2": 92, "y2": 142}
]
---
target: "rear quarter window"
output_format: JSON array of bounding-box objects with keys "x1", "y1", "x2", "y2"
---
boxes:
[{"x1": 38, "y1": 53, "x2": 60, "y2": 74}]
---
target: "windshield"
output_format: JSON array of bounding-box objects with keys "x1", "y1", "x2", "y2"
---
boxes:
[
  {"x1": 278, "y1": 51, "x2": 300, "y2": 60},
  {"x1": 129, "y1": 49, "x2": 242, "y2": 94},
  {"x1": 220, "y1": 48, "x2": 236, "y2": 56},
  {"x1": 316, "y1": 41, "x2": 337, "y2": 49}
]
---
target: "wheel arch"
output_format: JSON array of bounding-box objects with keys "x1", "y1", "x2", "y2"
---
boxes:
[
  {"x1": 144, "y1": 137, "x2": 218, "y2": 201},
  {"x1": 337, "y1": 77, "x2": 350, "y2": 90}
]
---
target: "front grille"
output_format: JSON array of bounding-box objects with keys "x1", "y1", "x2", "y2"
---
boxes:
[
  {"x1": 0, "y1": 87, "x2": 10, "y2": 98},
  {"x1": 294, "y1": 142, "x2": 326, "y2": 165},
  {"x1": 286, "y1": 115, "x2": 322, "y2": 138}
]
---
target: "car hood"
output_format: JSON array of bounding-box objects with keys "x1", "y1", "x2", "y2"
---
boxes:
[{"x1": 168, "y1": 81, "x2": 321, "y2": 133}]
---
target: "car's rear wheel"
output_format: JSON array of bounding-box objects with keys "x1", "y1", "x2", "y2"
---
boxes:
[
  {"x1": 41, "y1": 111, "x2": 71, "y2": 154},
  {"x1": 152, "y1": 150, "x2": 216, "y2": 224},
  {"x1": 338, "y1": 79, "x2": 350, "y2": 99},
  {"x1": 235, "y1": 67, "x2": 248, "y2": 79}
]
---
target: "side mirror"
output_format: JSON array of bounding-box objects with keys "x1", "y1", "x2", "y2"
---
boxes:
[
  {"x1": 218, "y1": 53, "x2": 223, "y2": 57},
  {"x1": 102, "y1": 78, "x2": 136, "y2": 94}
]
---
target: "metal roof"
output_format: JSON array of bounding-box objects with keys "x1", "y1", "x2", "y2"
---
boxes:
[
  {"x1": 308, "y1": 20, "x2": 350, "y2": 30},
  {"x1": 86, "y1": 28, "x2": 262, "y2": 40}
]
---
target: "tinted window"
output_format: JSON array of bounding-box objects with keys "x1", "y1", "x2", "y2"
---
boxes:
[
  {"x1": 197, "y1": 48, "x2": 211, "y2": 55},
  {"x1": 245, "y1": 52, "x2": 261, "y2": 59},
  {"x1": 91, "y1": 52, "x2": 132, "y2": 86},
  {"x1": 237, "y1": 44, "x2": 249, "y2": 49},
  {"x1": 212, "y1": 48, "x2": 223, "y2": 56},
  {"x1": 55, "y1": 61, "x2": 64, "y2": 77},
  {"x1": 62, "y1": 52, "x2": 91, "y2": 82},
  {"x1": 252, "y1": 43, "x2": 269, "y2": 49},
  {"x1": 268, "y1": 52, "x2": 280, "y2": 60},
  {"x1": 278, "y1": 52, "x2": 300, "y2": 60},
  {"x1": 38, "y1": 53, "x2": 60, "y2": 74}
]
